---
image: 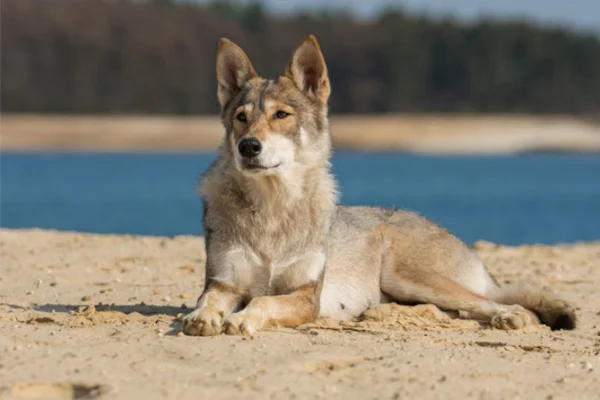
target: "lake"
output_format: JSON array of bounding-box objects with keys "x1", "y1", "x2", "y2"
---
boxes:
[{"x1": 1, "y1": 152, "x2": 599, "y2": 245}]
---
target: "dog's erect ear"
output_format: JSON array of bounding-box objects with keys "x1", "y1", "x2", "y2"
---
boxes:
[
  {"x1": 285, "y1": 35, "x2": 330, "y2": 104},
  {"x1": 216, "y1": 38, "x2": 257, "y2": 107}
]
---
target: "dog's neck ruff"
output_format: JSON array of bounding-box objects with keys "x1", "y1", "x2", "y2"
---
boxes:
[{"x1": 230, "y1": 162, "x2": 328, "y2": 213}]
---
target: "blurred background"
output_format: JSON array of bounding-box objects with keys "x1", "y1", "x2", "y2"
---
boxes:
[{"x1": 1, "y1": 0, "x2": 599, "y2": 244}]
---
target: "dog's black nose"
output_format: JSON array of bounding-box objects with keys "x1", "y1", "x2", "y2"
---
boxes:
[{"x1": 238, "y1": 138, "x2": 262, "y2": 159}]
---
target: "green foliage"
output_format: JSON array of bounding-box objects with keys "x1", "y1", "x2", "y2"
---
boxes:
[{"x1": 1, "y1": 0, "x2": 599, "y2": 114}]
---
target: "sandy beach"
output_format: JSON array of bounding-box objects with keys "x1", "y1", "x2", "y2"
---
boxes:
[
  {"x1": 2, "y1": 114, "x2": 600, "y2": 154},
  {"x1": 0, "y1": 229, "x2": 598, "y2": 399}
]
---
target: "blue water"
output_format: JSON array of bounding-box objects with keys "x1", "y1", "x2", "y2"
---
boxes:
[{"x1": 1, "y1": 152, "x2": 599, "y2": 245}]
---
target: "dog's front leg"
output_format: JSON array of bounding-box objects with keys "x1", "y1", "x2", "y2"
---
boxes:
[
  {"x1": 223, "y1": 251, "x2": 325, "y2": 336},
  {"x1": 182, "y1": 281, "x2": 246, "y2": 336},
  {"x1": 223, "y1": 283, "x2": 320, "y2": 336}
]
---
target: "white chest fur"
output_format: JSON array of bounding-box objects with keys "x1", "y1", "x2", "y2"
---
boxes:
[{"x1": 210, "y1": 244, "x2": 325, "y2": 298}]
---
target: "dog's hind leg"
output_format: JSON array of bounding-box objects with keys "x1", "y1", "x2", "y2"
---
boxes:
[{"x1": 380, "y1": 265, "x2": 540, "y2": 330}]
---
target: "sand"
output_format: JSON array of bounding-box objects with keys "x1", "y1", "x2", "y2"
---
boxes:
[
  {"x1": 0, "y1": 229, "x2": 599, "y2": 400},
  {"x1": 2, "y1": 114, "x2": 600, "y2": 154}
]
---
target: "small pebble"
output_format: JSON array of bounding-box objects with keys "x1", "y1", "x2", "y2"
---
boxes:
[
  {"x1": 162, "y1": 296, "x2": 172, "y2": 302},
  {"x1": 180, "y1": 293, "x2": 190, "y2": 299},
  {"x1": 81, "y1": 295, "x2": 92, "y2": 301},
  {"x1": 177, "y1": 331, "x2": 185, "y2": 337},
  {"x1": 585, "y1": 362, "x2": 593, "y2": 372}
]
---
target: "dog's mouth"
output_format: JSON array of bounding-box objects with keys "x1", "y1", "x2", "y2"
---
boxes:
[{"x1": 244, "y1": 162, "x2": 282, "y2": 171}]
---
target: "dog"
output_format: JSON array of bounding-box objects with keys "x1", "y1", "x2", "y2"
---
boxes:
[{"x1": 181, "y1": 35, "x2": 576, "y2": 336}]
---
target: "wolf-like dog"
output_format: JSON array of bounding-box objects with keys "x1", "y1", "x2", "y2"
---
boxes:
[{"x1": 182, "y1": 35, "x2": 576, "y2": 336}]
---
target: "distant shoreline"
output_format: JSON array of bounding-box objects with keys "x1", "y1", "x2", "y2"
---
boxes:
[{"x1": 1, "y1": 114, "x2": 599, "y2": 154}]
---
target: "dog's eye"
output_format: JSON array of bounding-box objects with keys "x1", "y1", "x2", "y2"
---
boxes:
[
  {"x1": 274, "y1": 111, "x2": 289, "y2": 120},
  {"x1": 236, "y1": 113, "x2": 247, "y2": 122}
]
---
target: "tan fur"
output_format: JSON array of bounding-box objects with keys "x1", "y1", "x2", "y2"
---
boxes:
[
  {"x1": 223, "y1": 282, "x2": 322, "y2": 336},
  {"x1": 182, "y1": 35, "x2": 576, "y2": 336}
]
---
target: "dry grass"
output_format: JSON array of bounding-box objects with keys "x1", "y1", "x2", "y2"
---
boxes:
[{"x1": 1, "y1": 114, "x2": 599, "y2": 154}]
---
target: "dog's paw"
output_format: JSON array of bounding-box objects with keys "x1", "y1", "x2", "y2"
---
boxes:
[
  {"x1": 491, "y1": 309, "x2": 539, "y2": 330},
  {"x1": 223, "y1": 312, "x2": 262, "y2": 336},
  {"x1": 181, "y1": 307, "x2": 224, "y2": 336}
]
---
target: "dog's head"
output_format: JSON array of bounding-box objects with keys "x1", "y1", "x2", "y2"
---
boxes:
[{"x1": 216, "y1": 35, "x2": 331, "y2": 177}]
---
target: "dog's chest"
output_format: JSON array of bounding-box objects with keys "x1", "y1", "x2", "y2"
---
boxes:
[
  {"x1": 206, "y1": 187, "x2": 330, "y2": 296},
  {"x1": 229, "y1": 242, "x2": 304, "y2": 297}
]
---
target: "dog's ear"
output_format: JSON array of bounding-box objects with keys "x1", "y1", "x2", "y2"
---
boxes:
[
  {"x1": 285, "y1": 35, "x2": 330, "y2": 104},
  {"x1": 216, "y1": 38, "x2": 257, "y2": 108}
]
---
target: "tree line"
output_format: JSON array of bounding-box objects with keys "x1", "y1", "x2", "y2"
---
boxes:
[{"x1": 2, "y1": 0, "x2": 599, "y2": 115}]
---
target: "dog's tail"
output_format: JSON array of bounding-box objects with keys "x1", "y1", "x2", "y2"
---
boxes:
[{"x1": 487, "y1": 280, "x2": 576, "y2": 330}]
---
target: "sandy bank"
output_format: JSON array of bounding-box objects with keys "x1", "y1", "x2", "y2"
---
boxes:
[
  {"x1": 0, "y1": 229, "x2": 598, "y2": 399},
  {"x1": 2, "y1": 114, "x2": 599, "y2": 154}
]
